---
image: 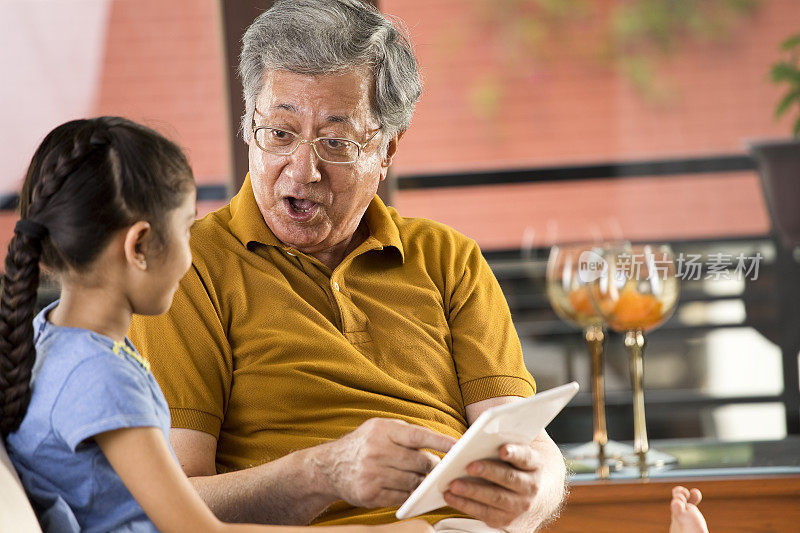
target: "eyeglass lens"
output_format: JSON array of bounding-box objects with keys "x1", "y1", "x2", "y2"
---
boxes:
[{"x1": 255, "y1": 128, "x2": 360, "y2": 163}]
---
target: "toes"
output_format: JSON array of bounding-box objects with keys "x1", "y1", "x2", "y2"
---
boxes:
[
  {"x1": 671, "y1": 498, "x2": 686, "y2": 515},
  {"x1": 673, "y1": 486, "x2": 690, "y2": 499},
  {"x1": 689, "y1": 488, "x2": 703, "y2": 506}
]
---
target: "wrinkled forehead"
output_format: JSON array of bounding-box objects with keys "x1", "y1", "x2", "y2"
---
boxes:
[{"x1": 256, "y1": 67, "x2": 378, "y2": 129}]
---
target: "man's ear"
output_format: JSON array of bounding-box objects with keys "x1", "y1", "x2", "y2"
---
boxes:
[
  {"x1": 123, "y1": 221, "x2": 152, "y2": 271},
  {"x1": 246, "y1": 111, "x2": 259, "y2": 147},
  {"x1": 379, "y1": 130, "x2": 405, "y2": 180}
]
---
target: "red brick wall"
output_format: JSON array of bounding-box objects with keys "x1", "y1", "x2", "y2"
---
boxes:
[
  {"x1": 94, "y1": 0, "x2": 231, "y2": 185},
  {"x1": 385, "y1": 0, "x2": 795, "y2": 249},
  {"x1": 1, "y1": 0, "x2": 794, "y2": 260},
  {"x1": 385, "y1": 0, "x2": 796, "y2": 173}
]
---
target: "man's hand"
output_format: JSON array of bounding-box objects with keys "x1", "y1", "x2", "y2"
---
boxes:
[
  {"x1": 442, "y1": 443, "x2": 542, "y2": 531},
  {"x1": 314, "y1": 418, "x2": 457, "y2": 508}
]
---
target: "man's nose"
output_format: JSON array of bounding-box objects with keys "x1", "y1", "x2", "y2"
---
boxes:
[{"x1": 284, "y1": 140, "x2": 322, "y2": 184}]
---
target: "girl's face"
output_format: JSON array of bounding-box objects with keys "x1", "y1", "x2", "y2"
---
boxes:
[{"x1": 134, "y1": 188, "x2": 197, "y2": 316}]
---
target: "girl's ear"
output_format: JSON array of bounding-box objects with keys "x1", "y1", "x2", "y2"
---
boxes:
[{"x1": 123, "y1": 221, "x2": 152, "y2": 271}]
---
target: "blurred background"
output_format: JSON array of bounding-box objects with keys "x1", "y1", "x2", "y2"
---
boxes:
[{"x1": 2, "y1": 0, "x2": 799, "y2": 446}]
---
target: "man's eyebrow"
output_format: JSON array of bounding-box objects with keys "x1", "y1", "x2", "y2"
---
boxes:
[
  {"x1": 267, "y1": 105, "x2": 355, "y2": 127},
  {"x1": 271, "y1": 103, "x2": 298, "y2": 112},
  {"x1": 326, "y1": 114, "x2": 352, "y2": 124}
]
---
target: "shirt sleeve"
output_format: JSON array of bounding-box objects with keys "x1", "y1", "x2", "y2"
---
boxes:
[
  {"x1": 128, "y1": 263, "x2": 233, "y2": 439},
  {"x1": 448, "y1": 238, "x2": 536, "y2": 405},
  {"x1": 51, "y1": 356, "x2": 161, "y2": 451}
]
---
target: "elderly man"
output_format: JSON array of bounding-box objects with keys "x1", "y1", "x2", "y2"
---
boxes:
[{"x1": 129, "y1": 0, "x2": 566, "y2": 531}]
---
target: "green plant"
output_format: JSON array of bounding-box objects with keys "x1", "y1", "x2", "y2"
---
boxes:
[
  {"x1": 771, "y1": 33, "x2": 800, "y2": 137},
  {"x1": 456, "y1": 0, "x2": 761, "y2": 118},
  {"x1": 613, "y1": 0, "x2": 760, "y2": 100}
]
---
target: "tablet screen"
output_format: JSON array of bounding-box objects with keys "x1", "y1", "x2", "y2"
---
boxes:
[{"x1": 396, "y1": 381, "x2": 579, "y2": 519}]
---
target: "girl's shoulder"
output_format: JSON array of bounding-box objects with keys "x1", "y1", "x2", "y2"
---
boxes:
[
  {"x1": 33, "y1": 321, "x2": 128, "y2": 386},
  {"x1": 18, "y1": 326, "x2": 163, "y2": 453},
  {"x1": 8, "y1": 314, "x2": 157, "y2": 459}
]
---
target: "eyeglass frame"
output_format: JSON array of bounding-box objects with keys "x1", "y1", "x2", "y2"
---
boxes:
[{"x1": 251, "y1": 106, "x2": 381, "y2": 165}]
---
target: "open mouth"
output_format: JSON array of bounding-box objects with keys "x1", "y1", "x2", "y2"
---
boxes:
[
  {"x1": 287, "y1": 197, "x2": 317, "y2": 213},
  {"x1": 284, "y1": 197, "x2": 319, "y2": 220}
]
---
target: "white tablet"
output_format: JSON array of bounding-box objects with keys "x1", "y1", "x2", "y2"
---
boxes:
[{"x1": 395, "y1": 381, "x2": 579, "y2": 520}]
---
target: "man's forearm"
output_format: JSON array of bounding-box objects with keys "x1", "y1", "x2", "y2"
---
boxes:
[{"x1": 187, "y1": 446, "x2": 339, "y2": 525}]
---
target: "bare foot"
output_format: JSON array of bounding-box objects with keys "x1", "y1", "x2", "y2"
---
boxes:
[{"x1": 669, "y1": 486, "x2": 709, "y2": 533}]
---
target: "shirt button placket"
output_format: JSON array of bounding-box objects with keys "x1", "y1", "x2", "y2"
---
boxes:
[{"x1": 331, "y1": 279, "x2": 346, "y2": 331}]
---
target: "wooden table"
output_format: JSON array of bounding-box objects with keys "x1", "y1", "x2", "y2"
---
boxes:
[
  {"x1": 545, "y1": 438, "x2": 800, "y2": 532},
  {"x1": 545, "y1": 474, "x2": 800, "y2": 532}
]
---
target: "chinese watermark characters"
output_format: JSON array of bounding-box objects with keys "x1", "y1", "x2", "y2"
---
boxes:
[{"x1": 577, "y1": 251, "x2": 763, "y2": 282}]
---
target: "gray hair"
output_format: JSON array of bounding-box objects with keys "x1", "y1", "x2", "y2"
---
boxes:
[{"x1": 239, "y1": 0, "x2": 421, "y2": 143}]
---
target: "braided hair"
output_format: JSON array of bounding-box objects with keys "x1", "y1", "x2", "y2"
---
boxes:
[{"x1": 0, "y1": 117, "x2": 194, "y2": 436}]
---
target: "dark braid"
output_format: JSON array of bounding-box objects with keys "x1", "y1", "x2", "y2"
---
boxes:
[
  {"x1": 28, "y1": 127, "x2": 108, "y2": 215},
  {"x1": 22, "y1": 122, "x2": 117, "y2": 271},
  {"x1": 0, "y1": 232, "x2": 44, "y2": 434},
  {"x1": 0, "y1": 117, "x2": 194, "y2": 437}
]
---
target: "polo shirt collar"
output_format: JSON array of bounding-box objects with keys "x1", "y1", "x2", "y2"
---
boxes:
[
  {"x1": 362, "y1": 194, "x2": 405, "y2": 262},
  {"x1": 228, "y1": 174, "x2": 405, "y2": 262},
  {"x1": 229, "y1": 173, "x2": 283, "y2": 249}
]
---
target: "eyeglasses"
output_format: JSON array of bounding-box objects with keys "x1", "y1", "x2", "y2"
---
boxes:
[{"x1": 252, "y1": 107, "x2": 380, "y2": 164}]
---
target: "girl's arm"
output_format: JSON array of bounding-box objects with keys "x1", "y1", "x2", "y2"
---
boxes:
[{"x1": 95, "y1": 427, "x2": 432, "y2": 533}]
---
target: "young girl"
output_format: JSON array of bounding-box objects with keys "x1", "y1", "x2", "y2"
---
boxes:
[{"x1": 0, "y1": 117, "x2": 430, "y2": 533}]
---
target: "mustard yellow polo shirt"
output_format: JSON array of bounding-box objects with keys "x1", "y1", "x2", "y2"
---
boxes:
[{"x1": 129, "y1": 175, "x2": 535, "y2": 526}]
